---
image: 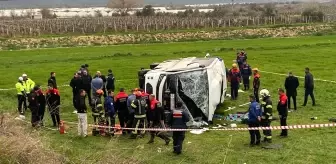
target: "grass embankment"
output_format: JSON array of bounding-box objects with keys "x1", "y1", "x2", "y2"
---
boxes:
[{"x1": 1, "y1": 35, "x2": 336, "y2": 163}]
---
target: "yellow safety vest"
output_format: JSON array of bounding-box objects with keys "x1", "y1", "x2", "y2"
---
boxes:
[
  {"x1": 23, "y1": 78, "x2": 35, "y2": 92},
  {"x1": 15, "y1": 82, "x2": 25, "y2": 95}
]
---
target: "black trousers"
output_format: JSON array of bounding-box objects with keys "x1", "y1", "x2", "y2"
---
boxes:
[
  {"x1": 231, "y1": 83, "x2": 239, "y2": 100},
  {"x1": 173, "y1": 131, "x2": 185, "y2": 153},
  {"x1": 84, "y1": 89, "x2": 92, "y2": 105},
  {"x1": 126, "y1": 113, "x2": 134, "y2": 134},
  {"x1": 280, "y1": 116, "x2": 288, "y2": 136},
  {"x1": 248, "y1": 122, "x2": 261, "y2": 145},
  {"x1": 17, "y1": 95, "x2": 27, "y2": 115},
  {"x1": 303, "y1": 88, "x2": 316, "y2": 106},
  {"x1": 253, "y1": 88, "x2": 259, "y2": 102},
  {"x1": 49, "y1": 106, "x2": 60, "y2": 127},
  {"x1": 38, "y1": 103, "x2": 46, "y2": 124},
  {"x1": 72, "y1": 92, "x2": 77, "y2": 109},
  {"x1": 150, "y1": 124, "x2": 170, "y2": 142},
  {"x1": 242, "y1": 76, "x2": 250, "y2": 90},
  {"x1": 118, "y1": 112, "x2": 128, "y2": 129},
  {"x1": 30, "y1": 107, "x2": 39, "y2": 127},
  {"x1": 102, "y1": 87, "x2": 107, "y2": 98},
  {"x1": 287, "y1": 94, "x2": 297, "y2": 110},
  {"x1": 261, "y1": 119, "x2": 272, "y2": 139}
]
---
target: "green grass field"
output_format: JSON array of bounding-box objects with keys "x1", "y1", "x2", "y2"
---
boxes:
[{"x1": 1, "y1": 35, "x2": 336, "y2": 163}]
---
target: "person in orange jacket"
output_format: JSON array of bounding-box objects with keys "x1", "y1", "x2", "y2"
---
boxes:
[{"x1": 252, "y1": 68, "x2": 261, "y2": 102}]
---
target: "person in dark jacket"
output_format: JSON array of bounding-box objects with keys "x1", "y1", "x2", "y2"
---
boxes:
[
  {"x1": 36, "y1": 86, "x2": 46, "y2": 126},
  {"x1": 76, "y1": 89, "x2": 88, "y2": 137},
  {"x1": 303, "y1": 67, "x2": 316, "y2": 106},
  {"x1": 70, "y1": 72, "x2": 83, "y2": 114},
  {"x1": 247, "y1": 94, "x2": 262, "y2": 146},
  {"x1": 48, "y1": 72, "x2": 57, "y2": 89},
  {"x1": 236, "y1": 51, "x2": 247, "y2": 70},
  {"x1": 169, "y1": 102, "x2": 189, "y2": 155},
  {"x1": 81, "y1": 70, "x2": 92, "y2": 105},
  {"x1": 96, "y1": 71, "x2": 107, "y2": 97},
  {"x1": 106, "y1": 69, "x2": 115, "y2": 92},
  {"x1": 252, "y1": 68, "x2": 261, "y2": 102},
  {"x1": 241, "y1": 61, "x2": 252, "y2": 91},
  {"x1": 278, "y1": 88, "x2": 288, "y2": 137},
  {"x1": 46, "y1": 83, "x2": 61, "y2": 128},
  {"x1": 28, "y1": 86, "x2": 40, "y2": 127},
  {"x1": 115, "y1": 88, "x2": 129, "y2": 134},
  {"x1": 126, "y1": 89, "x2": 137, "y2": 134},
  {"x1": 147, "y1": 95, "x2": 170, "y2": 145},
  {"x1": 228, "y1": 63, "x2": 241, "y2": 100},
  {"x1": 285, "y1": 72, "x2": 299, "y2": 111},
  {"x1": 104, "y1": 90, "x2": 115, "y2": 135},
  {"x1": 129, "y1": 91, "x2": 147, "y2": 139}
]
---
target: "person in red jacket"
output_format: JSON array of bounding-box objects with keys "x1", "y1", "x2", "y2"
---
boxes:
[
  {"x1": 252, "y1": 68, "x2": 261, "y2": 102},
  {"x1": 115, "y1": 88, "x2": 129, "y2": 135},
  {"x1": 46, "y1": 83, "x2": 61, "y2": 128},
  {"x1": 228, "y1": 63, "x2": 241, "y2": 100},
  {"x1": 277, "y1": 88, "x2": 288, "y2": 137}
]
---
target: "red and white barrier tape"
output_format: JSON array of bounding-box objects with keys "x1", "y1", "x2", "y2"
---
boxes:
[{"x1": 63, "y1": 120, "x2": 336, "y2": 132}]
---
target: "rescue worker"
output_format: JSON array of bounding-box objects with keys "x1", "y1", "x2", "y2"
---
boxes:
[
  {"x1": 139, "y1": 89, "x2": 150, "y2": 125},
  {"x1": 126, "y1": 89, "x2": 137, "y2": 134},
  {"x1": 252, "y1": 68, "x2": 260, "y2": 102},
  {"x1": 96, "y1": 71, "x2": 107, "y2": 97},
  {"x1": 91, "y1": 89, "x2": 105, "y2": 136},
  {"x1": 70, "y1": 72, "x2": 83, "y2": 114},
  {"x1": 147, "y1": 94, "x2": 170, "y2": 145},
  {"x1": 260, "y1": 89, "x2": 273, "y2": 143},
  {"x1": 91, "y1": 72, "x2": 103, "y2": 99},
  {"x1": 285, "y1": 72, "x2": 299, "y2": 111},
  {"x1": 106, "y1": 69, "x2": 115, "y2": 92},
  {"x1": 247, "y1": 94, "x2": 262, "y2": 146},
  {"x1": 115, "y1": 88, "x2": 129, "y2": 135},
  {"x1": 46, "y1": 83, "x2": 61, "y2": 128},
  {"x1": 241, "y1": 61, "x2": 252, "y2": 91},
  {"x1": 28, "y1": 86, "x2": 40, "y2": 127},
  {"x1": 81, "y1": 70, "x2": 92, "y2": 105},
  {"x1": 48, "y1": 72, "x2": 57, "y2": 89},
  {"x1": 16, "y1": 77, "x2": 27, "y2": 118},
  {"x1": 236, "y1": 51, "x2": 247, "y2": 69},
  {"x1": 129, "y1": 91, "x2": 147, "y2": 139},
  {"x1": 303, "y1": 67, "x2": 316, "y2": 106},
  {"x1": 37, "y1": 85, "x2": 46, "y2": 126},
  {"x1": 169, "y1": 102, "x2": 189, "y2": 155},
  {"x1": 104, "y1": 90, "x2": 116, "y2": 135},
  {"x1": 228, "y1": 63, "x2": 241, "y2": 100},
  {"x1": 277, "y1": 88, "x2": 288, "y2": 137},
  {"x1": 22, "y1": 73, "x2": 35, "y2": 93},
  {"x1": 76, "y1": 89, "x2": 88, "y2": 137}
]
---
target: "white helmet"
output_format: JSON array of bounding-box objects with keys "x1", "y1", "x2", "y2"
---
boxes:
[
  {"x1": 18, "y1": 77, "x2": 23, "y2": 81},
  {"x1": 22, "y1": 74, "x2": 27, "y2": 77},
  {"x1": 260, "y1": 89, "x2": 270, "y2": 98}
]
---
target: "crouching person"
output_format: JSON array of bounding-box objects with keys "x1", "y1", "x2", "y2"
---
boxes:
[
  {"x1": 76, "y1": 89, "x2": 88, "y2": 137},
  {"x1": 169, "y1": 102, "x2": 189, "y2": 155}
]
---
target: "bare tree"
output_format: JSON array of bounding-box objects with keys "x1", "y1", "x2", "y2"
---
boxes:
[{"x1": 107, "y1": 0, "x2": 143, "y2": 13}]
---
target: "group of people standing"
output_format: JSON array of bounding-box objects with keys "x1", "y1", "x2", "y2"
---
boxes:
[{"x1": 15, "y1": 72, "x2": 61, "y2": 128}]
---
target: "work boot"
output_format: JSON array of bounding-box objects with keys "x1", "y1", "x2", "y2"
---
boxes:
[{"x1": 147, "y1": 135, "x2": 155, "y2": 144}]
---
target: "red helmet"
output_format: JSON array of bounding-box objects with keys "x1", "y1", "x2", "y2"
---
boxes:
[{"x1": 96, "y1": 89, "x2": 104, "y2": 95}]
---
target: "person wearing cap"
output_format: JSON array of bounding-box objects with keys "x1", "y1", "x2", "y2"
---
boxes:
[
  {"x1": 168, "y1": 101, "x2": 189, "y2": 155},
  {"x1": 228, "y1": 63, "x2": 241, "y2": 100},
  {"x1": 252, "y1": 68, "x2": 261, "y2": 102},
  {"x1": 91, "y1": 71, "x2": 103, "y2": 99},
  {"x1": 106, "y1": 69, "x2": 115, "y2": 92},
  {"x1": 28, "y1": 86, "x2": 41, "y2": 127},
  {"x1": 46, "y1": 83, "x2": 61, "y2": 128},
  {"x1": 96, "y1": 71, "x2": 107, "y2": 97},
  {"x1": 81, "y1": 70, "x2": 92, "y2": 105},
  {"x1": 126, "y1": 89, "x2": 137, "y2": 134},
  {"x1": 48, "y1": 72, "x2": 57, "y2": 89},
  {"x1": 129, "y1": 91, "x2": 148, "y2": 139},
  {"x1": 15, "y1": 76, "x2": 27, "y2": 118},
  {"x1": 70, "y1": 72, "x2": 83, "y2": 114},
  {"x1": 114, "y1": 88, "x2": 129, "y2": 135},
  {"x1": 22, "y1": 74, "x2": 35, "y2": 93},
  {"x1": 247, "y1": 94, "x2": 262, "y2": 146},
  {"x1": 147, "y1": 94, "x2": 170, "y2": 145},
  {"x1": 285, "y1": 72, "x2": 299, "y2": 111}
]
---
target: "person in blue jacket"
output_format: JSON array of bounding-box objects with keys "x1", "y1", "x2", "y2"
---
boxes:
[
  {"x1": 248, "y1": 94, "x2": 262, "y2": 146},
  {"x1": 104, "y1": 90, "x2": 115, "y2": 135}
]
